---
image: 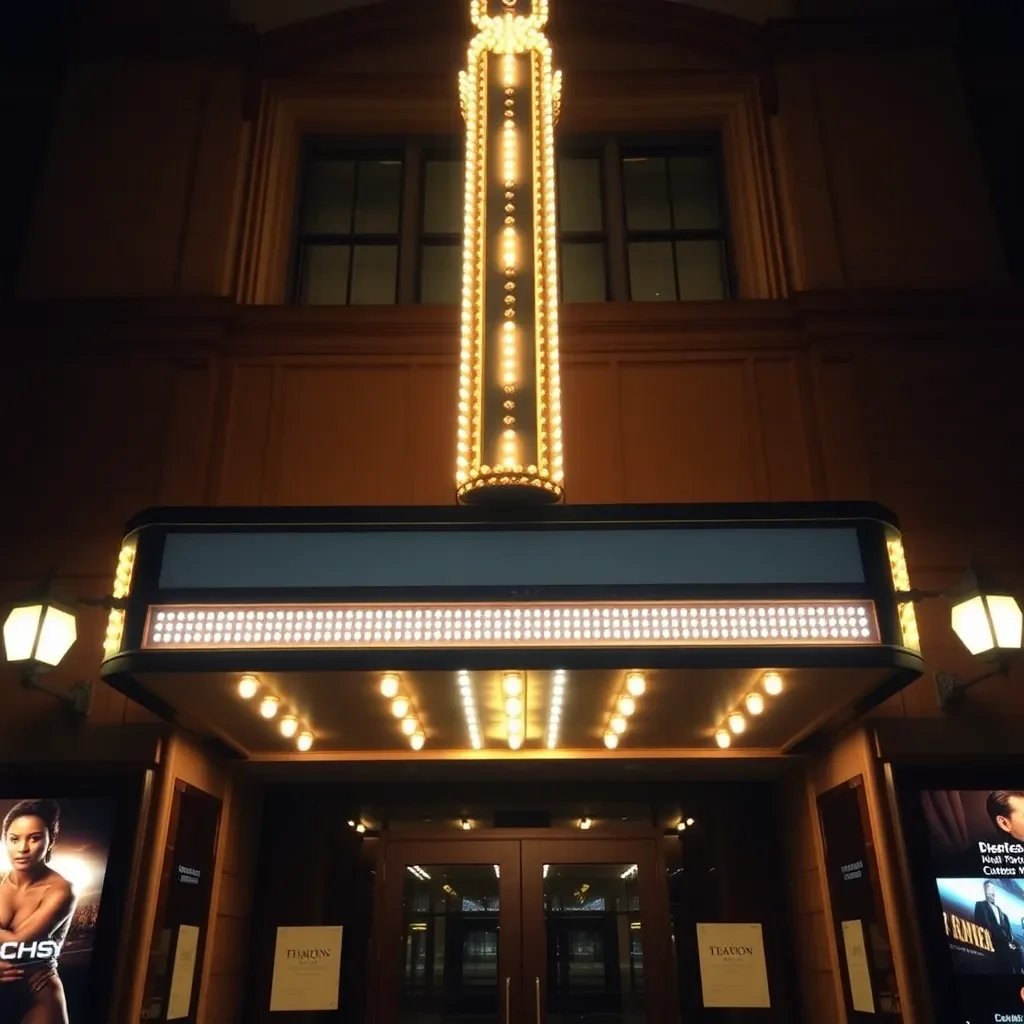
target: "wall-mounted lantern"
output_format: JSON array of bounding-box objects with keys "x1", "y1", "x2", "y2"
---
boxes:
[
  {"x1": 1, "y1": 568, "x2": 118, "y2": 716},
  {"x1": 900, "y1": 563, "x2": 1022, "y2": 710}
]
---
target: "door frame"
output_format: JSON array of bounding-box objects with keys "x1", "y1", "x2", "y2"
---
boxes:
[{"x1": 370, "y1": 828, "x2": 677, "y2": 1024}]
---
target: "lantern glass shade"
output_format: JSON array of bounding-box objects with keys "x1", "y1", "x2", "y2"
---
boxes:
[
  {"x1": 3, "y1": 602, "x2": 77, "y2": 669},
  {"x1": 950, "y1": 592, "x2": 1023, "y2": 658}
]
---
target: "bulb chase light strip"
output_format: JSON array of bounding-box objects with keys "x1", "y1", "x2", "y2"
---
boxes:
[{"x1": 142, "y1": 601, "x2": 881, "y2": 651}]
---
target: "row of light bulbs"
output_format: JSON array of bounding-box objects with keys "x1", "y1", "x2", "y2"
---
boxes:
[
  {"x1": 602, "y1": 671, "x2": 647, "y2": 749},
  {"x1": 236, "y1": 674, "x2": 314, "y2": 750},
  {"x1": 380, "y1": 673, "x2": 426, "y2": 750},
  {"x1": 502, "y1": 671, "x2": 525, "y2": 749},
  {"x1": 713, "y1": 671, "x2": 785, "y2": 748}
]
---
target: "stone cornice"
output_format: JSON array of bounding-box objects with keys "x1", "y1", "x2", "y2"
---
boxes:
[{"x1": 2, "y1": 289, "x2": 1021, "y2": 360}]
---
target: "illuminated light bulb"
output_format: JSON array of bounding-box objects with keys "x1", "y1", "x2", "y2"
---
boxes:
[
  {"x1": 507, "y1": 716, "x2": 524, "y2": 735},
  {"x1": 763, "y1": 671, "x2": 784, "y2": 696},
  {"x1": 380, "y1": 673, "x2": 400, "y2": 699},
  {"x1": 237, "y1": 675, "x2": 259, "y2": 700},
  {"x1": 410, "y1": 732, "x2": 426, "y2": 751},
  {"x1": 391, "y1": 696, "x2": 411, "y2": 718},
  {"x1": 579, "y1": 817, "x2": 592, "y2": 830},
  {"x1": 677, "y1": 821, "x2": 686, "y2": 831},
  {"x1": 728, "y1": 711, "x2": 746, "y2": 735},
  {"x1": 401, "y1": 716, "x2": 418, "y2": 736},
  {"x1": 297, "y1": 731, "x2": 313, "y2": 752},
  {"x1": 686, "y1": 817, "x2": 695, "y2": 826},
  {"x1": 745, "y1": 692, "x2": 765, "y2": 716},
  {"x1": 279, "y1": 715, "x2": 298, "y2": 738},
  {"x1": 715, "y1": 729, "x2": 731, "y2": 749},
  {"x1": 603, "y1": 731, "x2": 619, "y2": 749},
  {"x1": 502, "y1": 672, "x2": 523, "y2": 696},
  {"x1": 508, "y1": 733, "x2": 523, "y2": 750},
  {"x1": 610, "y1": 714, "x2": 627, "y2": 735},
  {"x1": 616, "y1": 694, "x2": 636, "y2": 717},
  {"x1": 461, "y1": 818, "x2": 472, "y2": 830},
  {"x1": 355, "y1": 823, "x2": 366, "y2": 834},
  {"x1": 625, "y1": 672, "x2": 646, "y2": 697},
  {"x1": 258, "y1": 695, "x2": 279, "y2": 719},
  {"x1": 505, "y1": 696, "x2": 524, "y2": 717}
]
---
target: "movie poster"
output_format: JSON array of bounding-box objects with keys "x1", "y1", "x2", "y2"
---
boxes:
[
  {"x1": 922, "y1": 788, "x2": 1024, "y2": 1023},
  {"x1": 0, "y1": 797, "x2": 115, "y2": 1024}
]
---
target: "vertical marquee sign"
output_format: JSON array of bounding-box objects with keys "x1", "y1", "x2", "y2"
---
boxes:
[{"x1": 455, "y1": 0, "x2": 565, "y2": 504}]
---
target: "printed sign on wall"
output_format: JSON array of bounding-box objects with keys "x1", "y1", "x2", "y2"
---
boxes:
[
  {"x1": 269, "y1": 925, "x2": 344, "y2": 1012},
  {"x1": 696, "y1": 922, "x2": 771, "y2": 1008}
]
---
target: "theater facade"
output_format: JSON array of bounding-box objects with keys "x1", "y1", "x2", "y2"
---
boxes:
[{"x1": 2, "y1": 0, "x2": 1023, "y2": 1023}]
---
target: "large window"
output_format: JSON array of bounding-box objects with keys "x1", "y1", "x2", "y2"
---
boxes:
[
  {"x1": 291, "y1": 136, "x2": 732, "y2": 305},
  {"x1": 293, "y1": 146, "x2": 404, "y2": 305}
]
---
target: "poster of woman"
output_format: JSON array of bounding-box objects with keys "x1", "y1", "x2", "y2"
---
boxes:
[{"x1": 0, "y1": 797, "x2": 114, "y2": 1024}]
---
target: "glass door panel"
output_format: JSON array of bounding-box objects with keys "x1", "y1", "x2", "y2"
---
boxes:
[
  {"x1": 521, "y1": 839, "x2": 675, "y2": 1024},
  {"x1": 379, "y1": 840, "x2": 521, "y2": 1024}
]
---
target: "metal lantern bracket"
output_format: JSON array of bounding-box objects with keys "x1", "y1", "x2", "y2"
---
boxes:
[
  {"x1": 20, "y1": 672, "x2": 94, "y2": 716},
  {"x1": 935, "y1": 661, "x2": 1012, "y2": 712}
]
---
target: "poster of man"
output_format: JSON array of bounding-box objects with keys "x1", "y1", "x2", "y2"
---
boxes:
[{"x1": 0, "y1": 797, "x2": 114, "y2": 1024}]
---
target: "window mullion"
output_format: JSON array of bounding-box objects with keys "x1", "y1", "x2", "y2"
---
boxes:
[
  {"x1": 602, "y1": 136, "x2": 629, "y2": 301},
  {"x1": 397, "y1": 141, "x2": 422, "y2": 305}
]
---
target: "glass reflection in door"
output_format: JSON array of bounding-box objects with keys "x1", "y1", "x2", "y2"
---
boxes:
[
  {"x1": 542, "y1": 863, "x2": 645, "y2": 1024},
  {"x1": 400, "y1": 863, "x2": 501, "y2": 1024}
]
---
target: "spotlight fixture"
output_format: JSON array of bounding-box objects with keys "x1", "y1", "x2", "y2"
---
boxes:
[
  {"x1": 505, "y1": 696, "x2": 524, "y2": 717},
  {"x1": 686, "y1": 817, "x2": 694, "y2": 826},
  {"x1": 461, "y1": 818, "x2": 472, "y2": 830},
  {"x1": 237, "y1": 674, "x2": 259, "y2": 700},
  {"x1": 355, "y1": 822, "x2": 366, "y2": 834},
  {"x1": 727, "y1": 711, "x2": 746, "y2": 734},
  {"x1": 401, "y1": 716, "x2": 418, "y2": 736},
  {"x1": 603, "y1": 731, "x2": 619, "y2": 749},
  {"x1": 715, "y1": 728, "x2": 731, "y2": 749},
  {"x1": 502, "y1": 671, "x2": 524, "y2": 696},
  {"x1": 391, "y1": 695, "x2": 411, "y2": 718},
  {"x1": 410, "y1": 731, "x2": 426, "y2": 751},
  {"x1": 508, "y1": 732, "x2": 523, "y2": 751},
  {"x1": 579, "y1": 817, "x2": 593, "y2": 830},
  {"x1": 616, "y1": 693, "x2": 636, "y2": 717},
  {"x1": 296, "y1": 730, "x2": 313, "y2": 752},
  {"x1": 677, "y1": 820, "x2": 686, "y2": 831},
  {"x1": 625, "y1": 671, "x2": 646, "y2": 697},
  {"x1": 380, "y1": 672, "x2": 401, "y2": 699},
  {"x1": 279, "y1": 715, "x2": 298, "y2": 738},
  {"x1": 609, "y1": 714, "x2": 627, "y2": 735},
  {"x1": 762, "y1": 671, "x2": 784, "y2": 696},
  {"x1": 744, "y1": 692, "x2": 765, "y2": 715},
  {"x1": 259, "y1": 695, "x2": 280, "y2": 719}
]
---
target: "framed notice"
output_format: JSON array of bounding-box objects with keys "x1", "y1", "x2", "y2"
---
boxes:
[
  {"x1": 166, "y1": 925, "x2": 201, "y2": 1020},
  {"x1": 270, "y1": 925, "x2": 344, "y2": 1012},
  {"x1": 696, "y1": 922, "x2": 771, "y2": 1008}
]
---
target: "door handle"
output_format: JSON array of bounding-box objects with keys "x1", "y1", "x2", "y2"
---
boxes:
[
  {"x1": 505, "y1": 976, "x2": 511, "y2": 1024},
  {"x1": 535, "y1": 976, "x2": 541, "y2": 1024}
]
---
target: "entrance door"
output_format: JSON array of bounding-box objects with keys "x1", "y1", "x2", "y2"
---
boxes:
[{"x1": 375, "y1": 833, "x2": 676, "y2": 1024}]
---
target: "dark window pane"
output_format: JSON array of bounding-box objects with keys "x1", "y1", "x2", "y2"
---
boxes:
[
  {"x1": 350, "y1": 245, "x2": 398, "y2": 304},
  {"x1": 675, "y1": 240, "x2": 727, "y2": 300},
  {"x1": 561, "y1": 242, "x2": 607, "y2": 302},
  {"x1": 622, "y1": 157, "x2": 671, "y2": 230},
  {"x1": 628, "y1": 241, "x2": 675, "y2": 301},
  {"x1": 353, "y1": 160, "x2": 402, "y2": 234},
  {"x1": 299, "y1": 244, "x2": 350, "y2": 304},
  {"x1": 423, "y1": 160, "x2": 464, "y2": 235},
  {"x1": 558, "y1": 158, "x2": 602, "y2": 233},
  {"x1": 670, "y1": 155, "x2": 721, "y2": 230},
  {"x1": 301, "y1": 160, "x2": 354, "y2": 234},
  {"x1": 420, "y1": 244, "x2": 462, "y2": 304}
]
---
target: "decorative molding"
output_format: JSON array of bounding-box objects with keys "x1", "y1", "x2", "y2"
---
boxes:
[{"x1": 2, "y1": 289, "x2": 1022, "y2": 359}]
